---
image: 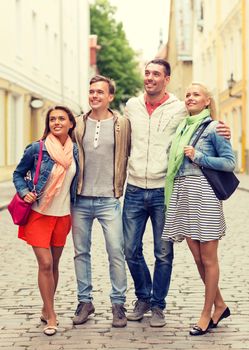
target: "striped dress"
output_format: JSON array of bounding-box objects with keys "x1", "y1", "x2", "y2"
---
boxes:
[{"x1": 161, "y1": 175, "x2": 226, "y2": 243}]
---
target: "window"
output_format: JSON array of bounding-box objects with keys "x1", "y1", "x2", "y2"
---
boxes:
[
  {"x1": 7, "y1": 94, "x2": 23, "y2": 165},
  {"x1": 32, "y1": 11, "x2": 38, "y2": 68},
  {"x1": 53, "y1": 33, "x2": 59, "y2": 80},
  {"x1": 44, "y1": 24, "x2": 50, "y2": 76},
  {"x1": 15, "y1": 0, "x2": 22, "y2": 58},
  {"x1": 0, "y1": 90, "x2": 5, "y2": 166}
]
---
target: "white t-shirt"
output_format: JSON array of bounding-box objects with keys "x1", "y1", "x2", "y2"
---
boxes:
[{"x1": 32, "y1": 158, "x2": 76, "y2": 216}]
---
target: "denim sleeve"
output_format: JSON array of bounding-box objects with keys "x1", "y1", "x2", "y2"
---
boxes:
[
  {"x1": 193, "y1": 128, "x2": 236, "y2": 172},
  {"x1": 13, "y1": 143, "x2": 36, "y2": 197}
]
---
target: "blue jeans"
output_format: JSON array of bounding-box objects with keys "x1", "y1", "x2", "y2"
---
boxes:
[
  {"x1": 123, "y1": 184, "x2": 173, "y2": 310},
  {"x1": 72, "y1": 196, "x2": 127, "y2": 304}
]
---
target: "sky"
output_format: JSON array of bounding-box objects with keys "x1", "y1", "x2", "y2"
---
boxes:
[{"x1": 109, "y1": 0, "x2": 171, "y2": 61}]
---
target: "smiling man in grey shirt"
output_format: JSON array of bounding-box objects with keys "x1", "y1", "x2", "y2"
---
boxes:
[{"x1": 71, "y1": 75, "x2": 130, "y2": 328}]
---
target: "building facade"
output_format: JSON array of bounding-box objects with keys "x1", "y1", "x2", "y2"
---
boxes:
[
  {"x1": 89, "y1": 34, "x2": 101, "y2": 77},
  {"x1": 162, "y1": 0, "x2": 193, "y2": 100},
  {"x1": 163, "y1": 0, "x2": 247, "y2": 173},
  {"x1": 192, "y1": 0, "x2": 246, "y2": 172},
  {"x1": 0, "y1": 0, "x2": 90, "y2": 182}
]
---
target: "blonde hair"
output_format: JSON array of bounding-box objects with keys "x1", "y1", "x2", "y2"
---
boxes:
[{"x1": 187, "y1": 82, "x2": 217, "y2": 120}]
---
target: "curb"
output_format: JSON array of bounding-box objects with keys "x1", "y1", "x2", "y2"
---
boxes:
[
  {"x1": 0, "y1": 203, "x2": 8, "y2": 212},
  {"x1": 238, "y1": 186, "x2": 249, "y2": 193}
]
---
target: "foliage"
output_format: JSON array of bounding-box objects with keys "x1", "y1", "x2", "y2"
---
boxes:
[{"x1": 90, "y1": 0, "x2": 143, "y2": 110}]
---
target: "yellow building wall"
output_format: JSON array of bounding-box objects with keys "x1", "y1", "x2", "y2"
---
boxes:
[
  {"x1": 218, "y1": 0, "x2": 246, "y2": 172},
  {"x1": 0, "y1": 78, "x2": 54, "y2": 182},
  {"x1": 164, "y1": 0, "x2": 193, "y2": 100}
]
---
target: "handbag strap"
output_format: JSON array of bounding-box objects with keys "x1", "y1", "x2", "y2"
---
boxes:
[
  {"x1": 191, "y1": 120, "x2": 212, "y2": 147},
  {"x1": 33, "y1": 140, "x2": 43, "y2": 186}
]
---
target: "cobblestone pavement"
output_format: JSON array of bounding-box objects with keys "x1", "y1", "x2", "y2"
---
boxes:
[{"x1": 0, "y1": 189, "x2": 249, "y2": 350}]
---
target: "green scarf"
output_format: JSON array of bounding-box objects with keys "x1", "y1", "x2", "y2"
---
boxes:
[{"x1": 165, "y1": 108, "x2": 210, "y2": 208}]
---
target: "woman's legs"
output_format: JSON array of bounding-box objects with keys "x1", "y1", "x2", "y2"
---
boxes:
[
  {"x1": 33, "y1": 246, "x2": 64, "y2": 326},
  {"x1": 186, "y1": 238, "x2": 227, "y2": 329},
  {"x1": 198, "y1": 240, "x2": 219, "y2": 328},
  {"x1": 51, "y1": 246, "x2": 64, "y2": 292}
]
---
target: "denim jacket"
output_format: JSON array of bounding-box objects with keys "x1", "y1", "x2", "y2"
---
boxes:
[
  {"x1": 13, "y1": 141, "x2": 79, "y2": 204},
  {"x1": 177, "y1": 117, "x2": 236, "y2": 177}
]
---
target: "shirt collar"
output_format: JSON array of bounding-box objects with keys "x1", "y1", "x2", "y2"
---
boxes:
[{"x1": 144, "y1": 93, "x2": 169, "y2": 116}]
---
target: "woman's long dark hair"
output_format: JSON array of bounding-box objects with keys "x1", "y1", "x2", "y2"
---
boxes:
[{"x1": 42, "y1": 105, "x2": 76, "y2": 140}]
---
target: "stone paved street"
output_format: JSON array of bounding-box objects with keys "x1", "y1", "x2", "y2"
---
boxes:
[{"x1": 0, "y1": 186, "x2": 249, "y2": 349}]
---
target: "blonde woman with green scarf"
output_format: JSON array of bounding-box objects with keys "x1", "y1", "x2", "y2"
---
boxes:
[{"x1": 162, "y1": 83, "x2": 235, "y2": 336}]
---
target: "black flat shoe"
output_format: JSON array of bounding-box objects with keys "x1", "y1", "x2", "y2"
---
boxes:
[
  {"x1": 189, "y1": 320, "x2": 213, "y2": 336},
  {"x1": 189, "y1": 325, "x2": 209, "y2": 336},
  {"x1": 211, "y1": 307, "x2": 230, "y2": 328}
]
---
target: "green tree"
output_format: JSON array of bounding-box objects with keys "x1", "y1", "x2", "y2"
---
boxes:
[{"x1": 90, "y1": 0, "x2": 143, "y2": 110}]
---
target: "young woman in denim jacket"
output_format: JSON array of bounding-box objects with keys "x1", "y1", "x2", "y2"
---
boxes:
[
  {"x1": 13, "y1": 105, "x2": 79, "y2": 336},
  {"x1": 162, "y1": 83, "x2": 235, "y2": 336}
]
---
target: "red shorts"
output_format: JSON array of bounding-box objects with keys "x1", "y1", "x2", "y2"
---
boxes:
[{"x1": 18, "y1": 210, "x2": 71, "y2": 248}]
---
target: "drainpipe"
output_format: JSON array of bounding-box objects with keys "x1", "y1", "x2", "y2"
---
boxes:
[
  {"x1": 59, "y1": 0, "x2": 65, "y2": 103},
  {"x1": 216, "y1": 0, "x2": 221, "y2": 117},
  {"x1": 241, "y1": 0, "x2": 247, "y2": 172},
  {"x1": 4, "y1": 91, "x2": 8, "y2": 164},
  {"x1": 76, "y1": 0, "x2": 84, "y2": 114}
]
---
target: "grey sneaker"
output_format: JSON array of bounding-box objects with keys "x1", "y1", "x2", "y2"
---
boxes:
[
  {"x1": 112, "y1": 304, "x2": 127, "y2": 327},
  {"x1": 127, "y1": 300, "x2": 151, "y2": 321},
  {"x1": 150, "y1": 307, "x2": 166, "y2": 327},
  {"x1": 72, "y1": 302, "x2": 95, "y2": 325}
]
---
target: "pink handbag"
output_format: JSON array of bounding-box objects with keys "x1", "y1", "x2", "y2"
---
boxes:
[{"x1": 8, "y1": 140, "x2": 43, "y2": 225}]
